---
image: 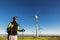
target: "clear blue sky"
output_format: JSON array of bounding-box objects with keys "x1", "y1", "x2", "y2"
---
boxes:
[{"x1": 0, "y1": 0, "x2": 60, "y2": 35}]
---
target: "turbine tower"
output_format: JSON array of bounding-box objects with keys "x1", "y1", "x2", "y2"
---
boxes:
[
  {"x1": 32, "y1": 10, "x2": 40, "y2": 37},
  {"x1": 35, "y1": 15, "x2": 38, "y2": 37}
]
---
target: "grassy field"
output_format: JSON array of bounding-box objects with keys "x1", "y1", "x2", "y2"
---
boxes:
[{"x1": 0, "y1": 36, "x2": 60, "y2": 40}]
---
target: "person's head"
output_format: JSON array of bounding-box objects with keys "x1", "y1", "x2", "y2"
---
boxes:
[{"x1": 13, "y1": 16, "x2": 18, "y2": 22}]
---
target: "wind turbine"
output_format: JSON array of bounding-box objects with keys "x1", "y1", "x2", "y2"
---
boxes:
[
  {"x1": 35, "y1": 15, "x2": 39, "y2": 37},
  {"x1": 32, "y1": 10, "x2": 40, "y2": 37}
]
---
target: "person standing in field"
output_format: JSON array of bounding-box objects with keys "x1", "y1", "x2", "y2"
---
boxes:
[{"x1": 7, "y1": 16, "x2": 25, "y2": 40}]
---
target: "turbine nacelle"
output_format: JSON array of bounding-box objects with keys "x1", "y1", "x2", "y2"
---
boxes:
[{"x1": 35, "y1": 15, "x2": 38, "y2": 19}]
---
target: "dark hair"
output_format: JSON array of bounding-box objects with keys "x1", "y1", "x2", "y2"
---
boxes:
[{"x1": 13, "y1": 16, "x2": 18, "y2": 21}]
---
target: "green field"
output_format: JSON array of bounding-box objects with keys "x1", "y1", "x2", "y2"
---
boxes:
[{"x1": 0, "y1": 36, "x2": 60, "y2": 40}]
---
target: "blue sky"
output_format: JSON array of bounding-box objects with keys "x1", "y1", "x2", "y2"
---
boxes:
[{"x1": 0, "y1": 0, "x2": 60, "y2": 35}]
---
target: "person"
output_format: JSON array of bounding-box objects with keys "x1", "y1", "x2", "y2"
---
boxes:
[{"x1": 7, "y1": 16, "x2": 25, "y2": 40}]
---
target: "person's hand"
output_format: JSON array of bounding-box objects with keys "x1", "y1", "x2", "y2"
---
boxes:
[{"x1": 22, "y1": 29, "x2": 25, "y2": 32}]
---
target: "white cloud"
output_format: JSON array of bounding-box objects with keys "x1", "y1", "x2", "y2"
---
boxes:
[{"x1": 0, "y1": 31, "x2": 7, "y2": 34}]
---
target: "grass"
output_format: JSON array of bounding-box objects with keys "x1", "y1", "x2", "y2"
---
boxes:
[{"x1": 0, "y1": 36, "x2": 60, "y2": 40}]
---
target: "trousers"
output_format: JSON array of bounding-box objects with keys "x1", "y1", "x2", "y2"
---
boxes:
[{"x1": 9, "y1": 35, "x2": 17, "y2": 40}]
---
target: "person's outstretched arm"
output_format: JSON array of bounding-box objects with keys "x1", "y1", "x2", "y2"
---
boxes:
[{"x1": 17, "y1": 26, "x2": 25, "y2": 32}]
